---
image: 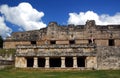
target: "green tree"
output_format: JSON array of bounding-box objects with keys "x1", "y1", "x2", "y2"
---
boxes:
[{"x1": 0, "y1": 36, "x2": 3, "y2": 48}]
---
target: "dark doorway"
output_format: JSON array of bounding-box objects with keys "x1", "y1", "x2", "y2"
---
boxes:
[
  {"x1": 109, "y1": 39, "x2": 114, "y2": 46},
  {"x1": 65, "y1": 57, "x2": 73, "y2": 67},
  {"x1": 50, "y1": 57, "x2": 61, "y2": 67},
  {"x1": 27, "y1": 58, "x2": 34, "y2": 67},
  {"x1": 77, "y1": 56, "x2": 86, "y2": 67},
  {"x1": 38, "y1": 58, "x2": 45, "y2": 67}
]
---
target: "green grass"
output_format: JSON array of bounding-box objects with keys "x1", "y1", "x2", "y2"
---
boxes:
[{"x1": 0, "y1": 68, "x2": 120, "y2": 78}]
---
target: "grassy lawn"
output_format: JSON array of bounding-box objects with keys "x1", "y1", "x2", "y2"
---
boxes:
[{"x1": 0, "y1": 68, "x2": 120, "y2": 78}]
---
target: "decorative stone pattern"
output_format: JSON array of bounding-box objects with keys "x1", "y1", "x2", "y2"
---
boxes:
[
  {"x1": 15, "y1": 57, "x2": 27, "y2": 68},
  {"x1": 3, "y1": 20, "x2": 120, "y2": 69},
  {"x1": 97, "y1": 46, "x2": 120, "y2": 69}
]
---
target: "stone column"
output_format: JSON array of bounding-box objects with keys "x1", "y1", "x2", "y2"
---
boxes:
[
  {"x1": 61, "y1": 57, "x2": 65, "y2": 68},
  {"x1": 73, "y1": 57, "x2": 78, "y2": 68},
  {"x1": 45, "y1": 57, "x2": 50, "y2": 68},
  {"x1": 33, "y1": 57, "x2": 38, "y2": 68}
]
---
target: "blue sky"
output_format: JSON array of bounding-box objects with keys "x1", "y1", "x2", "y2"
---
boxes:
[
  {"x1": 0, "y1": 0, "x2": 120, "y2": 38},
  {"x1": 1, "y1": 0, "x2": 120, "y2": 24}
]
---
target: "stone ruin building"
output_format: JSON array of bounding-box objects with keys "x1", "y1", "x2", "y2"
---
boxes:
[{"x1": 3, "y1": 20, "x2": 120, "y2": 70}]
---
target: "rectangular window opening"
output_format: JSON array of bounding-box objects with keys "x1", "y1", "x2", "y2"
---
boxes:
[
  {"x1": 50, "y1": 40, "x2": 56, "y2": 44},
  {"x1": 69, "y1": 40, "x2": 75, "y2": 44},
  {"x1": 109, "y1": 39, "x2": 114, "y2": 46},
  {"x1": 88, "y1": 39, "x2": 92, "y2": 44},
  {"x1": 31, "y1": 41, "x2": 36, "y2": 45}
]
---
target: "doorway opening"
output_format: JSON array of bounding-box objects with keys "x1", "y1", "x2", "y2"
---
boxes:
[
  {"x1": 38, "y1": 58, "x2": 45, "y2": 67},
  {"x1": 65, "y1": 57, "x2": 73, "y2": 67},
  {"x1": 50, "y1": 57, "x2": 61, "y2": 67},
  {"x1": 26, "y1": 57, "x2": 34, "y2": 67},
  {"x1": 77, "y1": 56, "x2": 86, "y2": 67}
]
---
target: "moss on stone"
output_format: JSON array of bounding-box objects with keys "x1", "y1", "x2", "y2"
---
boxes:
[{"x1": 0, "y1": 49, "x2": 16, "y2": 55}]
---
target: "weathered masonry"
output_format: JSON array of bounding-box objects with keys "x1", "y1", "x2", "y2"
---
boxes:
[{"x1": 4, "y1": 20, "x2": 120, "y2": 69}]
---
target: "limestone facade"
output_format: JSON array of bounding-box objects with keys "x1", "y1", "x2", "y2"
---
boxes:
[{"x1": 4, "y1": 20, "x2": 120, "y2": 69}]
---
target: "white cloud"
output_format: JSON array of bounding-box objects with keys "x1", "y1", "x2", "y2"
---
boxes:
[
  {"x1": 0, "y1": 2, "x2": 46, "y2": 31},
  {"x1": 68, "y1": 11, "x2": 120, "y2": 25},
  {"x1": 0, "y1": 16, "x2": 12, "y2": 39}
]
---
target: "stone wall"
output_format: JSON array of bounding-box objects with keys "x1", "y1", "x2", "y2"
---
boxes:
[
  {"x1": 0, "y1": 49, "x2": 15, "y2": 65},
  {"x1": 0, "y1": 54, "x2": 14, "y2": 65},
  {"x1": 86, "y1": 57, "x2": 97, "y2": 69},
  {"x1": 97, "y1": 46, "x2": 120, "y2": 70},
  {"x1": 4, "y1": 20, "x2": 120, "y2": 49},
  {"x1": 16, "y1": 44, "x2": 96, "y2": 57},
  {"x1": 0, "y1": 54, "x2": 13, "y2": 61},
  {"x1": 15, "y1": 57, "x2": 26, "y2": 68},
  {"x1": 3, "y1": 41, "x2": 31, "y2": 49}
]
